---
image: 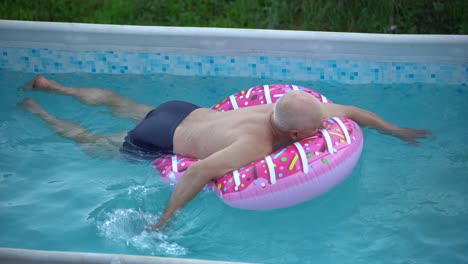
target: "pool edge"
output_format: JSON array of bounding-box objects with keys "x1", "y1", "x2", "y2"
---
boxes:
[
  {"x1": 0, "y1": 247, "x2": 252, "y2": 264},
  {"x1": 1, "y1": 19, "x2": 467, "y2": 63}
]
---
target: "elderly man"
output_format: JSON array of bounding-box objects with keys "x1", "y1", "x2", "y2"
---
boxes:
[{"x1": 19, "y1": 75, "x2": 429, "y2": 230}]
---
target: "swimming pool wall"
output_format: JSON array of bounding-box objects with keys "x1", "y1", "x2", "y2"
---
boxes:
[{"x1": 1, "y1": 20, "x2": 467, "y2": 85}]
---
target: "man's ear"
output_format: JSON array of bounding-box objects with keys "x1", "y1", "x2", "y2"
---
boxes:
[{"x1": 289, "y1": 130, "x2": 299, "y2": 141}]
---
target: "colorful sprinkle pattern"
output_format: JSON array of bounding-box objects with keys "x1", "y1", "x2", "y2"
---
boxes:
[{"x1": 153, "y1": 85, "x2": 362, "y2": 200}]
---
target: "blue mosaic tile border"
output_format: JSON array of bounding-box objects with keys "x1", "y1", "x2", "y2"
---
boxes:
[{"x1": 1, "y1": 47, "x2": 466, "y2": 85}]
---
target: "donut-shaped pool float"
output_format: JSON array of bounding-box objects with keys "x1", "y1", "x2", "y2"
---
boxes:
[{"x1": 152, "y1": 84, "x2": 363, "y2": 210}]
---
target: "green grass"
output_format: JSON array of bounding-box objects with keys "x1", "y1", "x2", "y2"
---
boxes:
[{"x1": 1, "y1": 0, "x2": 467, "y2": 34}]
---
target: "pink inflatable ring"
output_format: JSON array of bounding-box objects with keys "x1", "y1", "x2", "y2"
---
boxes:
[{"x1": 152, "y1": 84, "x2": 363, "y2": 210}]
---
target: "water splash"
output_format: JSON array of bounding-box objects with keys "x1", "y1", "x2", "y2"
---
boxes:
[{"x1": 96, "y1": 208, "x2": 188, "y2": 256}]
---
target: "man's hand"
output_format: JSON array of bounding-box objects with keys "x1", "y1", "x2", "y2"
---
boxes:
[
  {"x1": 392, "y1": 128, "x2": 431, "y2": 146},
  {"x1": 146, "y1": 213, "x2": 171, "y2": 232}
]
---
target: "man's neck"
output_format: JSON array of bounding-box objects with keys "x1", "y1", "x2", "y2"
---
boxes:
[{"x1": 268, "y1": 112, "x2": 292, "y2": 151}]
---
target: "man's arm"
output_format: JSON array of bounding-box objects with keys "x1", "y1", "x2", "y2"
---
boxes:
[
  {"x1": 149, "y1": 137, "x2": 268, "y2": 231},
  {"x1": 321, "y1": 104, "x2": 430, "y2": 145}
]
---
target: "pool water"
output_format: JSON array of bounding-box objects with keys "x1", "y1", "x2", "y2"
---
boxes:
[{"x1": 0, "y1": 69, "x2": 467, "y2": 263}]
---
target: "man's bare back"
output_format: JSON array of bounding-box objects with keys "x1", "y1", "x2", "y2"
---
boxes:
[{"x1": 174, "y1": 104, "x2": 276, "y2": 159}]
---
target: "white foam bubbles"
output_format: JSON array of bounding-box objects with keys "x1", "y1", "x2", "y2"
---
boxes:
[{"x1": 96, "y1": 208, "x2": 188, "y2": 256}]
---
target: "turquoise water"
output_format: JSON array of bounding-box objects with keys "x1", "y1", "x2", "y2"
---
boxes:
[{"x1": 0, "y1": 69, "x2": 467, "y2": 263}]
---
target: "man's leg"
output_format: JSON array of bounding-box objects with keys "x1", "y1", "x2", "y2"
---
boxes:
[
  {"x1": 18, "y1": 98, "x2": 125, "y2": 159},
  {"x1": 24, "y1": 75, "x2": 153, "y2": 122}
]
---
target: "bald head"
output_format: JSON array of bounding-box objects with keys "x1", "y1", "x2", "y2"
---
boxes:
[{"x1": 272, "y1": 91, "x2": 323, "y2": 133}]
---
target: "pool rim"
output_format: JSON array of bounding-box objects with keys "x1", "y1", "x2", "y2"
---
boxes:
[
  {"x1": 0, "y1": 247, "x2": 252, "y2": 264},
  {"x1": 1, "y1": 19, "x2": 467, "y2": 63}
]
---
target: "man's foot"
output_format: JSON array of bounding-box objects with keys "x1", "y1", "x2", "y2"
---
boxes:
[
  {"x1": 17, "y1": 98, "x2": 45, "y2": 115},
  {"x1": 22, "y1": 75, "x2": 61, "y2": 93}
]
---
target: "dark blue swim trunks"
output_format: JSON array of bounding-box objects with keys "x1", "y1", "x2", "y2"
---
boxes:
[{"x1": 121, "y1": 100, "x2": 200, "y2": 161}]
